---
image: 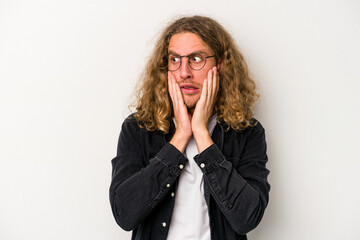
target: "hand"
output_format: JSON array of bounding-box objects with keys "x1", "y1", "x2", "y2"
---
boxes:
[
  {"x1": 191, "y1": 67, "x2": 219, "y2": 152},
  {"x1": 168, "y1": 71, "x2": 192, "y2": 152}
]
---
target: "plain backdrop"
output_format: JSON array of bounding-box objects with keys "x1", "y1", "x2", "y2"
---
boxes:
[{"x1": 1, "y1": 0, "x2": 359, "y2": 239}]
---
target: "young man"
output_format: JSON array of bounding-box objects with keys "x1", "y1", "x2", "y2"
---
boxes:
[{"x1": 110, "y1": 16, "x2": 270, "y2": 240}]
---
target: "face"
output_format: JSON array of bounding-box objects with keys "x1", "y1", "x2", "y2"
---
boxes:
[{"x1": 168, "y1": 32, "x2": 217, "y2": 111}]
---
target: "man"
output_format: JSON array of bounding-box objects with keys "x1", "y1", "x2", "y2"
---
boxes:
[{"x1": 110, "y1": 15, "x2": 270, "y2": 240}]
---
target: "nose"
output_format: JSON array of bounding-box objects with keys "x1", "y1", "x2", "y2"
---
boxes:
[{"x1": 179, "y1": 57, "x2": 193, "y2": 80}]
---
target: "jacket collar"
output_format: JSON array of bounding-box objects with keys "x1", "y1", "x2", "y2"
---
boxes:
[{"x1": 211, "y1": 121, "x2": 224, "y2": 151}]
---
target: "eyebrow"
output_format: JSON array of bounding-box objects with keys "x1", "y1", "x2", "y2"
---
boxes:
[{"x1": 167, "y1": 50, "x2": 208, "y2": 56}]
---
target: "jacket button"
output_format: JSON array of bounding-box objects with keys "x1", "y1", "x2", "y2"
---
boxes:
[
  {"x1": 171, "y1": 192, "x2": 175, "y2": 197},
  {"x1": 162, "y1": 222, "x2": 167, "y2": 227},
  {"x1": 200, "y1": 163, "x2": 205, "y2": 168},
  {"x1": 166, "y1": 183, "x2": 170, "y2": 188},
  {"x1": 179, "y1": 164, "x2": 184, "y2": 169}
]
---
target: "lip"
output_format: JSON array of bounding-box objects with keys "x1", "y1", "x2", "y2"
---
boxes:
[{"x1": 179, "y1": 84, "x2": 200, "y2": 94}]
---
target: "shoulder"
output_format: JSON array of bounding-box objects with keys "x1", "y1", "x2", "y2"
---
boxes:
[
  {"x1": 240, "y1": 118, "x2": 267, "y2": 146},
  {"x1": 120, "y1": 113, "x2": 141, "y2": 136},
  {"x1": 123, "y1": 113, "x2": 137, "y2": 124},
  {"x1": 121, "y1": 113, "x2": 158, "y2": 135},
  {"x1": 219, "y1": 117, "x2": 265, "y2": 135},
  {"x1": 220, "y1": 118, "x2": 267, "y2": 145},
  {"x1": 248, "y1": 118, "x2": 265, "y2": 134},
  {"x1": 241, "y1": 118, "x2": 265, "y2": 137}
]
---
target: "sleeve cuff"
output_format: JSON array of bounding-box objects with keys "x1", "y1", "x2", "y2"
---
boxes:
[
  {"x1": 156, "y1": 143, "x2": 188, "y2": 175},
  {"x1": 193, "y1": 144, "x2": 225, "y2": 173}
]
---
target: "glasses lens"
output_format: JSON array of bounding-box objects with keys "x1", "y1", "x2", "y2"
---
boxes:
[
  {"x1": 167, "y1": 53, "x2": 208, "y2": 71},
  {"x1": 189, "y1": 54, "x2": 205, "y2": 70},
  {"x1": 168, "y1": 54, "x2": 180, "y2": 71}
]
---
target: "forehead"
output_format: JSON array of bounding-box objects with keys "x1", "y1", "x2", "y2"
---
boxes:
[{"x1": 168, "y1": 32, "x2": 213, "y2": 55}]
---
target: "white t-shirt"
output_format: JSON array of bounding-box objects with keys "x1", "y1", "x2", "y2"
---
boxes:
[{"x1": 167, "y1": 115, "x2": 217, "y2": 240}]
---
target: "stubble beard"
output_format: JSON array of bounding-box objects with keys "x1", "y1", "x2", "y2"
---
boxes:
[{"x1": 183, "y1": 96, "x2": 199, "y2": 116}]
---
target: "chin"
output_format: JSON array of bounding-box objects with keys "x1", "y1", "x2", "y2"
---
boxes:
[
  {"x1": 182, "y1": 92, "x2": 200, "y2": 105},
  {"x1": 184, "y1": 99, "x2": 198, "y2": 110}
]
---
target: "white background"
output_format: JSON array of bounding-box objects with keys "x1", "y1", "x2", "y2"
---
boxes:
[{"x1": 1, "y1": 0, "x2": 359, "y2": 239}]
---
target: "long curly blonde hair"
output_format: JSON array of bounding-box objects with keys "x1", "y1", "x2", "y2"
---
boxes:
[{"x1": 133, "y1": 15, "x2": 259, "y2": 133}]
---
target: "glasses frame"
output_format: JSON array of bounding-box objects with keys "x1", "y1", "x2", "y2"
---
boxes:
[{"x1": 166, "y1": 53, "x2": 216, "y2": 72}]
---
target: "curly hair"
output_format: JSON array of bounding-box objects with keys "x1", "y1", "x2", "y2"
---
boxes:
[{"x1": 133, "y1": 15, "x2": 259, "y2": 133}]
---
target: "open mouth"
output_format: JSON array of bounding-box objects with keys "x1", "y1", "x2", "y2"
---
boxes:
[
  {"x1": 181, "y1": 86, "x2": 198, "y2": 90},
  {"x1": 180, "y1": 84, "x2": 200, "y2": 94}
]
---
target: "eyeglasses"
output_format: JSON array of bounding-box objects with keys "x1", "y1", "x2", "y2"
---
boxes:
[{"x1": 166, "y1": 53, "x2": 215, "y2": 71}]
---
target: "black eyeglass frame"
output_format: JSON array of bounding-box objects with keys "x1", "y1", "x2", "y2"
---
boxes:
[{"x1": 165, "y1": 53, "x2": 216, "y2": 72}]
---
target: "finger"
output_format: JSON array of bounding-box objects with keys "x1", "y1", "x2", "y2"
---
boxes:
[
  {"x1": 199, "y1": 78, "x2": 208, "y2": 105},
  {"x1": 204, "y1": 77, "x2": 209, "y2": 98},
  {"x1": 214, "y1": 69, "x2": 219, "y2": 106},
  {"x1": 168, "y1": 72, "x2": 180, "y2": 114},
  {"x1": 175, "y1": 81, "x2": 183, "y2": 104},
  {"x1": 206, "y1": 68, "x2": 214, "y2": 106},
  {"x1": 213, "y1": 67, "x2": 218, "y2": 95},
  {"x1": 169, "y1": 73, "x2": 181, "y2": 104},
  {"x1": 169, "y1": 72, "x2": 187, "y2": 116},
  {"x1": 169, "y1": 72, "x2": 177, "y2": 100},
  {"x1": 209, "y1": 67, "x2": 218, "y2": 104},
  {"x1": 169, "y1": 72, "x2": 180, "y2": 102},
  {"x1": 212, "y1": 67, "x2": 218, "y2": 102},
  {"x1": 168, "y1": 72, "x2": 174, "y2": 100}
]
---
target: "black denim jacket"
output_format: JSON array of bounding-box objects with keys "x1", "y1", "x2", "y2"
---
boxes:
[{"x1": 110, "y1": 114, "x2": 270, "y2": 240}]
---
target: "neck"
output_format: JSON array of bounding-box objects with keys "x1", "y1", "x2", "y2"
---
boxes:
[
  {"x1": 187, "y1": 107, "x2": 215, "y2": 118},
  {"x1": 188, "y1": 107, "x2": 195, "y2": 116}
]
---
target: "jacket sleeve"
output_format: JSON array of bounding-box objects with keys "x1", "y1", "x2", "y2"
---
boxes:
[
  {"x1": 109, "y1": 116, "x2": 187, "y2": 231},
  {"x1": 193, "y1": 122, "x2": 270, "y2": 235}
]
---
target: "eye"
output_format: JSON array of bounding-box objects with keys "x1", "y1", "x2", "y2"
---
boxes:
[
  {"x1": 190, "y1": 54, "x2": 204, "y2": 63},
  {"x1": 169, "y1": 55, "x2": 180, "y2": 63}
]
